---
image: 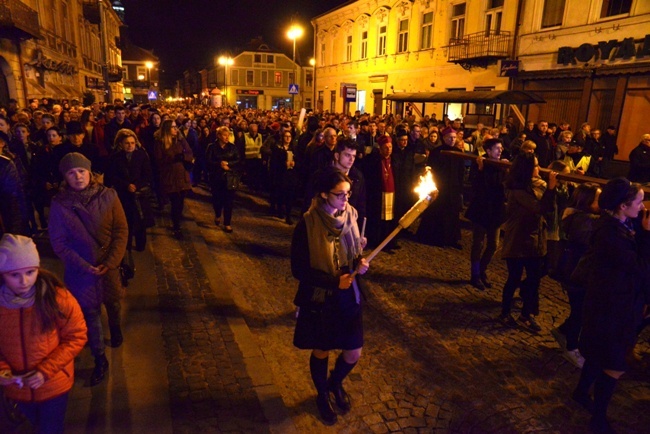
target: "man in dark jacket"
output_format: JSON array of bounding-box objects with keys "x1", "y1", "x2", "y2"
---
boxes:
[
  {"x1": 628, "y1": 134, "x2": 650, "y2": 184},
  {"x1": 0, "y1": 154, "x2": 28, "y2": 236},
  {"x1": 530, "y1": 120, "x2": 554, "y2": 168},
  {"x1": 104, "y1": 106, "x2": 133, "y2": 153}
]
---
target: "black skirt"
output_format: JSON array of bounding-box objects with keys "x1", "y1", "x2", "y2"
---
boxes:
[{"x1": 293, "y1": 286, "x2": 363, "y2": 351}]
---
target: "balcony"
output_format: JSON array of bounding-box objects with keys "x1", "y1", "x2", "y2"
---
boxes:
[
  {"x1": 447, "y1": 30, "x2": 511, "y2": 70},
  {"x1": 0, "y1": 0, "x2": 41, "y2": 40}
]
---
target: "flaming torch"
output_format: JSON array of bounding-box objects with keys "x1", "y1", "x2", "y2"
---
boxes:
[{"x1": 352, "y1": 167, "x2": 438, "y2": 275}]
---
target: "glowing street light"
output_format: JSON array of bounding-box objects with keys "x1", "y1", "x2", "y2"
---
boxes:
[
  {"x1": 218, "y1": 56, "x2": 234, "y2": 106},
  {"x1": 287, "y1": 24, "x2": 303, "y2": 110},
  {"x1": 145, "y1": 61, "x2": 154, "y2": 88},
  {"x1": 309, "y1": 58, "x2": 316, "y2": 67}
]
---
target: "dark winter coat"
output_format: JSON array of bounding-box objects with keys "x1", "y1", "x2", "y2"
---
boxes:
[
  {"x1": 49, "y1": 182, "x2": 128, "y2": 309},
  {"x1": 501, "y1": 184, "x2": 556, "y2": 258},
  {"x1": 465, "y1": 163, "x2": 506, "y2": 229},
  {"x1": 628, "y1": 143, "x2": 650, "y2": 183},
  {"x1": 0, "y1": 155, "x2": 27, "y2": 236},
  {"x1": 205, "y1": 141, "x2": 241, "y2": 185},
  {"x1": 154, "y1": 136, "x2": 193, "y2": 194},
  {"x1": 579, "y1": 215, "x2": 650, "y2": 370}
]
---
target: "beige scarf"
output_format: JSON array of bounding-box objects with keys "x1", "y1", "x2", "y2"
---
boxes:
[{"x1": 304, "y1": 197, "x2": 360, "y2": 277}]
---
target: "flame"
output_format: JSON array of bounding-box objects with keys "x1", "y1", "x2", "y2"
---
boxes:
[{"x1": 414, "y1": 166, "x2": 437, "y2": 200}]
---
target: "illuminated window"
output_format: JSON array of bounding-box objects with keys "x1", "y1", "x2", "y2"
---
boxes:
[
  {"x1": 306, "y1": 70, "x2": 313, "y2": 87},
  {"x1": 360, "y1": 31, "x2": 368, "y2": 59},
  {"x1": 450, "y1": 3, "x2": 466, "y2": 41},
  {"x1": 346, "y1": 35, "x2": 353, "y2": 62},
  {"x1": 397, "y1": 19, "x2": 409, "y2": 53},
  {"x1": 274, "y1": 71, "x2": 282, "y2": 86},
  {"x1": 541, "y1": 0, "x2": 566, "y2": 28},
  {"x1": 600, "y1": 0, "x2": 631, "y2": 17},
  {"x1": 377, "y1": 25, "x2": 387, "y2": 56},
  {"x1": 420, "y1": 12, "x2": 433, "y2": 50}
]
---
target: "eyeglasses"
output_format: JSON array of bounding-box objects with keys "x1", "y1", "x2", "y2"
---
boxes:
[{"x1": 328, "y1": 191, "x2": 352, "y2": 200}]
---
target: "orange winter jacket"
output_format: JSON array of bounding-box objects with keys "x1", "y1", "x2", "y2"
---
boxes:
[{"x1": 0, "y1": 287, "x2": 87, "y2": 402}]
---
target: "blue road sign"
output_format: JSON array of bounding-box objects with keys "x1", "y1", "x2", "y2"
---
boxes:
[{"x1": 288, "y1": 84, "x2": 299, "y2": 95}]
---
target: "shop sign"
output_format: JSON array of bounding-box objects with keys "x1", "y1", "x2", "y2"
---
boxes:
[
  {"x1": 340, "y1": 82, "x2": 357, "y2": 102},
  {"x1": 26, "y1": 49, "x2": 77, "y2": 75},
  {"x1": 236, "y1": 89, "x2": 264, "y2": 95},
  {"x1": 557, "y1": 34, "x2": 650, "y2": 65},
  {"x1": 499, "y1": 60, "x2": 519, "y2": 77},
  {"x1": 85, "y1": 76, "x2": 105, "y2": 89}
]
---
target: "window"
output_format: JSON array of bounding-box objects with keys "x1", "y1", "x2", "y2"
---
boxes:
[
  {"x1": 136, "y1": 66, "x2": 146, "y2": 80},
  {"x1": 600, "y1": 0, "x2": 632, "y2": 17},
  {"x1": 274, "y1": 71, "x2": 282, "y2": 86},
  {"x1": 420, "y1": 12, "x2": 433, "y2": 50},
  {"x1": 288, "y1": 72, "x2": 295, "y2": 84},
  {"x1": 360, "y1": 31, "x2": 368, "y2": 59},
  {"x1": 318, "y1": 91, "x2": 324, "y2": 104},
  {"x1": 397, "y1": 19, "x2": 409, "y2": 53},
  {"x1": 451, "y1": 3, "x2": 466, "y2": 40},
  {"x1": 254, "y1": 54, "x2": 262, "y2": 63},
  {"x1": 541, "y1": 0, "x2": 566, "y2": 28},
  {"x1": 246, "y1": 70, "x2": 254, "y2": 85},
  {"x1": 61, "y1": 2, "x2": 71, "y2": 41},
  {"x1": 267, "y1": 55, "x2": 274, "y2": 63},
  {"x1": 231, "y1": 69, "x2": 238, "y2": 85},
  {"x1": 305, "y1": 98, "x2": 312, "y2": 109},
  {"x1": 330, "y1": 90, "x2": 336, "y2": 112},
  {"x1": 377, "y1": 25, "x2": 387, "y2": 56},
  {"x1": 320, "y1": 43, "x2": 326, "y2": 66},
  {"x1": 261, "y1": 70, "x2": 268, "y2": 86},
  {"x1": 306, "y1": 70, "x2": 313, "y2": 87},
  {"x1": 485, "y1": 0, "x2": 503, "y2": 36},
  {"x1": 346, "y1": 35, "x2": 353, "y2": 62}
]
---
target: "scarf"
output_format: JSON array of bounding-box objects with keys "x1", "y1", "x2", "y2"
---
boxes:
[
  {"x1": 0, "y1": 283, "x2": 37, "y2": 309},
  {"x1": 304, "y1": 198, "x2": 360, "y2": 278}
]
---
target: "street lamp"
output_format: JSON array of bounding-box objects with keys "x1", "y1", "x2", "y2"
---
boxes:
[
  {"x1": 218, "y1": 56, "x2": 233, "y2": 106},
  {"x1": 145, "y1": 61, "x2": 154, "y2": 89},
  {"x1": 287, "y1": 24, "x2": 303, "y2": 110}
]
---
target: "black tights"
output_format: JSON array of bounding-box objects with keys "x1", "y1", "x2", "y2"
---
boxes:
[{"x1": 168, "y1": 191, "x2": 185, "y2": 230}]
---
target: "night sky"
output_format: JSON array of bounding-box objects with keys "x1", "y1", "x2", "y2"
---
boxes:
[{"x1": 122, "y1": 0, "x2": 349, "y2": 86}]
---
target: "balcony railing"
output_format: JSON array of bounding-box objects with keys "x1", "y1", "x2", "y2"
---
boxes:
[
  {"x1": 82, "y1": 0, "x2": 100, "y2": 25},
  {"x1": 0, "y1": 0, "x2": 41, "y2": 40},
  {"x1": 447, "y1": 30, "x2": 511, "y2": 69}
]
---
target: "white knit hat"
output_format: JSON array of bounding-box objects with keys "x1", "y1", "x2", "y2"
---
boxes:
[{"x1": 0, "y1": 234, "x2": 40, "y2": 273}]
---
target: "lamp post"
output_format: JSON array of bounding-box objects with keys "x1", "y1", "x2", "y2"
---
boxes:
[
  {"x1": 218, "y1": 56, "x2": 233, "y2": 107},
  {"x1": 287, "y1": 24, "x2": 303, "y2": 110},
  {"x1": 309, "y1": 58, "x2": 316, "y2": 110},
  {"x1": 145, "y1": 61, "x2": 153, "y2": 90}
]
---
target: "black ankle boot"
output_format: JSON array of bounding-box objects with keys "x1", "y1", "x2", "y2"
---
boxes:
[
  {"x1": 90, "y1": 354, "x2": 109, "y2": 386},
  {"x1": 328, "y1": 376, "x2": 351, "y2": 414},
  {"x1": 316, "y1": 392, "x2": 337, "y2": 425},
  {"x1": 110, "y1": 325, "x2": 123, "y2": 348}
]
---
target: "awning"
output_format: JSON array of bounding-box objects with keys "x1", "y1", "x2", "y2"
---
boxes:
[
  {"x1": 25, "y1": 78, "x2": 47, "y2": 99},
  {"x1": 384, "y1": 90, "x2": 545, "y2": 104},
  {"x1": 516, "y1": 69, "x2": 592, "y2": 81}
]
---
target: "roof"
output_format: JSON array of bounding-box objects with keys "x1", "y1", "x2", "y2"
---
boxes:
[{"x1": 385, "y1": 90, "x2": 546, "y2": 104}]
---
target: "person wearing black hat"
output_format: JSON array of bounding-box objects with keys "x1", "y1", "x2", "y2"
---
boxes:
[
  {"x1": 58, "y1": 121, "x2": 99, "y2": 167},
  {"x1": 572, "y1": 177, "x2": 650, "y2": 433}
]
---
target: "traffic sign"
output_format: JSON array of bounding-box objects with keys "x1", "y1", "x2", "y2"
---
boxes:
[
  {"x1": 148, "y1": 90, "x2": 158, "y2": 100},
  {"x1": 288, "y1": 84, "x2": 299, "y2": 95}
]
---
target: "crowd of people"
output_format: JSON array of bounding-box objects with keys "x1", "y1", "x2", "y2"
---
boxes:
[{"x1": 0, "y1": 96, "x2": 648, "y2": 432}]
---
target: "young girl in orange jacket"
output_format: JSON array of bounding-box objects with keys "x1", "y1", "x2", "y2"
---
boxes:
[{"x1": 0, "y1": 234, "x2": 87, "y2": 434}]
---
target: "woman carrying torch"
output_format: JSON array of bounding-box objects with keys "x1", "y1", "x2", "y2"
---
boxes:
[{"x1": 291, "y1": 167, "x2": 369, "y2": 425}]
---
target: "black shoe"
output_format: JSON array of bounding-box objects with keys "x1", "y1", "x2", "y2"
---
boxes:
[
  {"x1": 498, "y1": 313, "x2": 518, "y2": 328},
  {"x1": 316, "y1": 393, "x2": 337, "y2": 425},
  {"x1": 470, "y1": 275, "x2": 485, "y2": 291},
  {"x1": 571, "y1": 390, "x2": 594, "y2": 414},
  {"x1": 328, "y1": 378, "x2": 351, "y2": 414},
  {"x1": 517, "y1": 314, "x2": 542, "y2": 333},
  {"x1": 110, "y1": 325, "x2": 123, "y2": 348},
  {"x1": 589, "y1": 416, "x2": 615, "y2": 434},
  {"x1": 480, "y1": 272, "x2": 492, "y2": 289},
  {"x1": 90, "y1": 354, "x2": 109, "y2": 386}
]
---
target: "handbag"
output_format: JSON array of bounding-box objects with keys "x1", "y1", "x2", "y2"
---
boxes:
[
  {"x1": 225, "y1": 171, "x2": 241, "y2": 191},
  {"x1": 119, "y1": 249, "x2": 135, "y2": 287},
  {"x1": 182, "y1": 159, "x2": 195, "y2": 172}
]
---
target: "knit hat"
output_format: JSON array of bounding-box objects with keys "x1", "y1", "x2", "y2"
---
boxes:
[
  {"x1": 441, "y1": 126, "x2": 456, "y2": 137},
  {"x1": 59, "y1": 152, "x2": 91, "y2": 176},
  {"x1": 599, "y1": 177, "x2": 633, "y2": 211},
  {"x1": 270, "y1": 122, "x2": 281, "y2": 132},
  {"x1": 377, "y1": 135, "x2": 392, "y2": 147},
  {"x1": 0, "y1": 234, "x2": 40, "y2": 273}
]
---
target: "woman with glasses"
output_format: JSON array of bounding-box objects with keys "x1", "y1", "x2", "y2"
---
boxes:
[
  {"x1": 153, "y1": 119, "x2": 193, "y2": 239},
  {"x1": 205, "y1": 126, "x2": 241, "y2": 233},
  {"x1": 270, "y1": 130, "x2": 298, "y2": 224},
  {"x1": 291, "y1": 167, "x2": 369, "y2": 426}
]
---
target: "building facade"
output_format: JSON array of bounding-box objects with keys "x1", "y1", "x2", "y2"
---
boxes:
[
  {"x1": 514, "y1": 0, "x2": 650, "y2": 161},
  {"x1": 121, "y1": 40, "x2": 159, "y2": 104},
  {"x1": 206, "y1": 40, "x2": 313, "y2": 110},
  {"x1": 0, "y1": 0, "x2": 123, "y2": 107},
  {"x1": 312, "y1": 0, "x2": 515, "y2": 118}
]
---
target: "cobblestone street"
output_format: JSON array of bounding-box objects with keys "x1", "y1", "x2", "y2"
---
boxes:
[{"x1": 169, "y1": 185, "x2": 650, "y2": 433}]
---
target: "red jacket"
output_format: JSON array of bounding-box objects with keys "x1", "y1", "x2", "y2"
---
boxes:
[{"x1": 0, "y1": 287, "x2": 87, "y2": 402}]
